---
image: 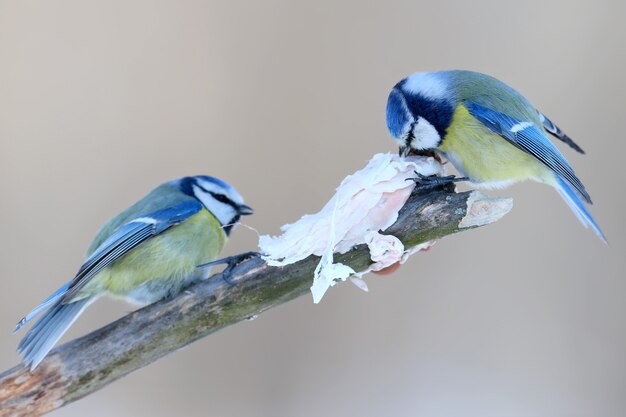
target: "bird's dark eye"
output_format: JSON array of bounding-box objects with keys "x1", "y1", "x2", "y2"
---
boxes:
[{"x1": 214, "y1": 194, "x2": 229, "y2": 203}]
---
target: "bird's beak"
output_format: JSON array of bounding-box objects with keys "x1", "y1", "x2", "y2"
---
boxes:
[
  {"x1": 239, "y1": 204, "x2": 254, "y2": 215},
  {"x1": 399, "y1": 146, "x2": 410, "y2": 157}
]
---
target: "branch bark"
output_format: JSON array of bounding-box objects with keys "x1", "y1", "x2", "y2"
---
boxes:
[{"x1": 0, "y1": 188, "x2": 511, "y2": 416}]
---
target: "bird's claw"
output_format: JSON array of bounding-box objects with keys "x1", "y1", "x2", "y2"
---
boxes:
[
  {"x1": 406, "y1": 171, "x2": 469, "y2": 192},
  {"x1": 198, "y1": 251, "x2": 260, "y2": 285}
]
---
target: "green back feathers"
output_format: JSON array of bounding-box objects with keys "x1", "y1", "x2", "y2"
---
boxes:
[
  {"x1": 446, "y1": 70, "x2": 543, "y2": 128},
  {"x1": 87, "y1": 183, "x2": 196, "y2": 256}
]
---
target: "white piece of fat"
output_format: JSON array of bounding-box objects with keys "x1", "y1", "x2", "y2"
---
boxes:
[{"x1": 258, "y1": 153, "x2": 444, "y2": 303}]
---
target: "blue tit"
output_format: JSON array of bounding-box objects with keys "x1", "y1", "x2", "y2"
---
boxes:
[
  {"x1": 386, "y1": 70, "x2": 605, "y2": 242},
  {"x1": 14, "y1": 175, "x2": 253, "y2": 369}
]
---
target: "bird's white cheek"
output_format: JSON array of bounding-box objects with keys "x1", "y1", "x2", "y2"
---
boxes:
[{"x1": 410, "y1": 117, "x2": 441, "y2": 150}]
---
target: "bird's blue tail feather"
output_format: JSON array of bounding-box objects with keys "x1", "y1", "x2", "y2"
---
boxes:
[
  {"x1": 14, "y1": 283, "x2": 70, "y2": 333},
  {"x1": 17, "y1": 297, "x2": 92, "y2": 370},
  {"x1": 555, "y1": 176, "x2": 607, "y2": 243}
]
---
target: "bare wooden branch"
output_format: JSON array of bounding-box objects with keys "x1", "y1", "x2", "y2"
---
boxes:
[{"x1": 0, "y1": 188, "x2": 512, "y2": 417}]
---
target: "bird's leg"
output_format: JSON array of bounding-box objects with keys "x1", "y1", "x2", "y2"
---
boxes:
[
  {"x1": 407, "y1": 171, "x2": 469, "y2": 192},
  {"x1": 198, "y1": 251, "x2": 260, "y2": 285}
]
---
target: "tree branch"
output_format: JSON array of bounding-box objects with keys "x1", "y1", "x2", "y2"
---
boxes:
[{"x1": 0, "y1": 188, "x2": 512, "y2": 417}]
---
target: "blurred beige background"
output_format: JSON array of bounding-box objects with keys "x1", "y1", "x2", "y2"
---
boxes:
[{"x1": 1, "y1": 0, "x2": 625, "y2": 416}]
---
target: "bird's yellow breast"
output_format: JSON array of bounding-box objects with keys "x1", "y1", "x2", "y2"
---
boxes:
[
  {"x1": 78, "y1": 209, "x2": 226, "y2": 303},
  {"x1": 438, "y1": 104, "x2": 549, "y2": 186}
]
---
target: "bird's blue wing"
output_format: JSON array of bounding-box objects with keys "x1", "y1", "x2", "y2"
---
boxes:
[
  {"x1": 60, "y1": 199, "x2": 203, "y2": 302},
  {"x1": 465, "y1": 101, "x2": 591, "y2": 203},
  {"x1": 14, "y1": 199, "x2": 205, "y2": 368}
]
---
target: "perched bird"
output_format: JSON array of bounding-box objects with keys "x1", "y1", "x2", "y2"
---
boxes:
[
  {"x1": 386, "y1": 70, "x2": 605, "y2": 242},
  {"x1": 15, "y1": 175, "x2": 253, "y2": 369}
]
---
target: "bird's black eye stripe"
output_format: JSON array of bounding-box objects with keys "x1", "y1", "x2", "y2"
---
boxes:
[
  {"x1": 213, "y1": 193, "x2": 230, "y2": 203},
  {"x1": 190, "y1": 179, "x2": 238, "y2": 209},
  {"x1": 405, "y1": 120, "x2": 417, "y2": 147},
  {"x1": 206, "y1": 190, "x2": 237, "y2": 209}
]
